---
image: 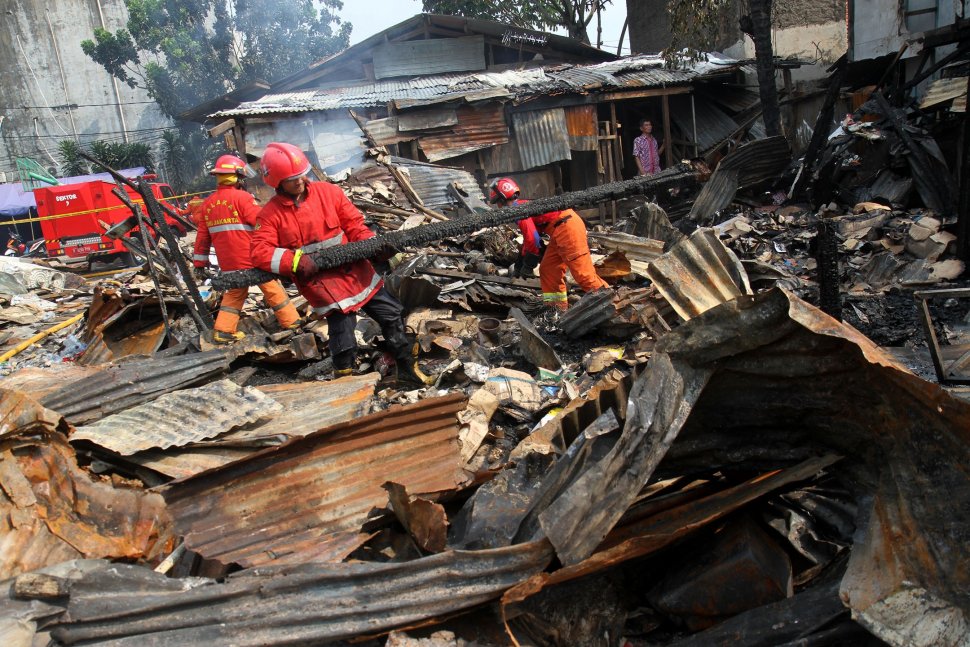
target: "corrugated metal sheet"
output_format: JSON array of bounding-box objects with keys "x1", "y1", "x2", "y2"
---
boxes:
[
  {"x1": 392, "y1": 156, "x2": 486, "y2": 210},
  {"x1": 419, "y1": 103, "x2": 509, "y2": 162},
  {"x1": 398, "y1": 107, "x2": 459, "y2": 131},
  {"x1": 646, "y1": 228, "x2": 752, "y2": 321},
  {"x1": 588, "y1": 232, "x2": 665, "y2": 261},
  {"x1": 0, "y1": 365, "x2": 101, "y2": 400},
  {"x1": 565, "y1": 105, "x2": 598, "y2": 151},
  {"x1": 126, "y1": 376, "x2": 379, "y2": 479},
  {"x1": 0, "y1": 432, "x2": 172, "y2": 579},
  {"x1": 670, "y1": 95, "x2": 738, "y2": 152},
  {"x1": 919, "y1": 77, "x2": 967, "y2": 109},
  {"x1": 39, "y1": 350, "x2": 232, "y2": 425},
  {"x1": 211, "y1": 54, "x2": 708, "y2": 118},
  {"x1": 373, "y1": 36, "x2": 486, "y2": 80},
  {"x1": 48, "y1": 541, "x2": 554, "y2": 646},
  {"x1": 558, "y1": 289, "x2": 616, "y2": 339},
  {"x1": 512, "y1": 109, "x2": 572, "y2": 170},
  {"x1": 162, "y1": 393, "x2": 468, "y2": 568},
  {"x1": 0, "y1": 387, "x2": 64, "y2": 438},
  {"x1": 70, "y1": 380, "x2": 283, "y2": 455}
]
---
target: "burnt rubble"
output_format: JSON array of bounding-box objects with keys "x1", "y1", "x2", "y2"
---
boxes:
[{"x1": 1, "y1": 75, "x2": 969, "y2": 647}]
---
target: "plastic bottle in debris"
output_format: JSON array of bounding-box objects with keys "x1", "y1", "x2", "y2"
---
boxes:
[{"x1": 57, "y1": 334, "x2": 88, "y2": 361}]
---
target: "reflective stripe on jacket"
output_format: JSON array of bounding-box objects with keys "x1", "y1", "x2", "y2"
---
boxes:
[
  {"x1": 251, "y1": 181, "x2": 382, "y2": 315},
  {"x1": 192, "y1": 186, "x2": 261, "y2": 271}
]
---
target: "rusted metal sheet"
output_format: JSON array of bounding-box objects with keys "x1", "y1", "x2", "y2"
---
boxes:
[
  {"x1": 124, "y1": 376, "x2": 379, "y2": 480},
  {"x1": 0, "y1": 365, "x2": 101, "y2": 401},
  {"x1": 512, "y1": 108, "x2": 572, "y2": 170},
  {"x1": 0, "y1": 425, "x2": 172, "y2": 579},
  {"x1": 0, "y1": 387, "x2": 65, "y2": 438},
  {"x1": 398, "y1": 107, "x2": 459, "y2": 131},
  {"x1": 565, "y1": 105, "x2": 598, "y2": 151},
  {"x1": 361, "y1": 116, "x2": 414, "y2": 146},
  {"x1": 419, "y1": 103, "x2": 509, "y2": 162},
  {"x1": 39, "y1": 349, "x2": 231, "y2": 425},
  {"x1": 49, "y1": 541, "x2": 554, "y2": 646},
  {"x1": 646, "y1": 228, "x2": 752, "y2": 321},
  {"x1": 70, "y1": 380, "x2": 283, "y2": 455},
  {"x1": 162, "y1": 393, "x2": 468, "y2": 568},
  {"x1": 392, "y1": 156, "x2": 487, "y2": 210},
  {"x1": 79, "y1": 290, "x2": 170, "y2": 366}
]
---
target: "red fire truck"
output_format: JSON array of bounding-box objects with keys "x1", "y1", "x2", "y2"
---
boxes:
[{"x1": 33, "y1": 177, "x2": 185, "y2": 267}]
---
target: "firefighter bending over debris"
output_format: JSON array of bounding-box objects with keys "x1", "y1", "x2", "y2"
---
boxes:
[
  {"x1": 251, "y1": 142, "x2": 431, "y2": 387},
  {"x1": 193, "y1": 154, "x2": 300, "y2": 344},
  {"x1": 489, "y1": 177, "x2": 608, "y2": 311}
]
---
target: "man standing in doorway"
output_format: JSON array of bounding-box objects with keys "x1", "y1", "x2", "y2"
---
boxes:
[{"x1": 633, "y1": 118, "x2": 663, "y2": 176}]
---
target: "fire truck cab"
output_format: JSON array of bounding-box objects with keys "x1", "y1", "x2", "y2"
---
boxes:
[{"x1": 33, "y1": 177, "x2": 185, "y2": 268}]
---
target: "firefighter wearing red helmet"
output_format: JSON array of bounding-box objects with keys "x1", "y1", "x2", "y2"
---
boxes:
[
  {"x1": 251, "y1": 142, "x2": 430, "y2": 387},
  {"x1": 192, "y1": 153, "x2": 300, "y2": 344},
  {"x1": 489, "y1": 176, "x2": 608, "y2": 311}
]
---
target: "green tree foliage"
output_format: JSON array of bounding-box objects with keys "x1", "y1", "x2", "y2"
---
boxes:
[
  {"x1": 57, "y1": 141, "x2": 89, "y2": 177},
  {"x1": 663, "y1": 0, "x2": 726, "y2": 67},
  {"x1": 81, "y1": 0, "x2": 351, "y2": 118},
  {"x1": 57, "y1": 140, "x2": 155, "y2": 177},
  {"x1": 161, "y1": 126, "x2": 218, "y2": 194},
  {"x1": 421, "y1": 0, "x2": 612, "y2": 45}
]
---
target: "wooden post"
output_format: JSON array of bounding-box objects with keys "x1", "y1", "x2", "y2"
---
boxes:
[{"x1": 662, "y1": 94, "x2": 673, "y2": 169}]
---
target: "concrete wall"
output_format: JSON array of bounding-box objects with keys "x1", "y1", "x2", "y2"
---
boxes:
[{"x1": 0, "y1": 0, "x2": 170, "y2": 181}]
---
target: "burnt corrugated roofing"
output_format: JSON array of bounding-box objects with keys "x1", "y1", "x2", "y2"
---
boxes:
[{"x1": 212, "y1": 55, "x2": 704, "y2": 118}]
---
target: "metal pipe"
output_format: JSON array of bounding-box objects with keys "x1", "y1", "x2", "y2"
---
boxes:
[
  {"x1": 94, "y1": 0, "x2": 130, "y2": 143},
  {"x1": 46, "y1": 9, "x2": 78, "y2": 140}
]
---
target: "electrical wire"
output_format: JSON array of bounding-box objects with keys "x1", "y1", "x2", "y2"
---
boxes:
[{"x1": 16, "y1": 34, "x2": 71, "y2": 139}]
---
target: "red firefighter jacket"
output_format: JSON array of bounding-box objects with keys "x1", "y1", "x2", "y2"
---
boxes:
[
  {"x1": 192, "y1": 186, "x2": 261, "y2": 271},
  {"x1": 518, "y1": 207, "x2": 564, "y2": 256},
  {"x1": 251, "y1": 181, "x2": 381, "y2": 316}
]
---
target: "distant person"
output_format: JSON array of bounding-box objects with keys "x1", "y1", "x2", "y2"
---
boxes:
[
  {"x1": 633, "y1": 118, "x2": 663, "y2": 176},
  {"x1": 192, "y1": 154, "x2": 300, "y2": 344},
  {"x1": 250, "y1": 142, "x2": 430, "y2": 386},
  {"x1": 488, "y1": 177, "x2": 608, "y2": 312}
]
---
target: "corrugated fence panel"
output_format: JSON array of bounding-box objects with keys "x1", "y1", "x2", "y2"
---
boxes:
[
  {"x1": 419, "y1": 103, "x2": 510, "y2": 162},
  {"x1": 565, "y1": 105, "x2": 598, "y2": 151},
  {"x1": 513, "y1": 109, "x2": 572, "y2": 170}
]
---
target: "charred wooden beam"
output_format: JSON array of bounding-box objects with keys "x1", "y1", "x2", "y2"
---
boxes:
[{"x1": 212, "y1": 164, "x2": 702, "y2": 290}]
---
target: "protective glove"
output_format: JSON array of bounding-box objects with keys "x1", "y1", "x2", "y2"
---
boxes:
[
  {"x1": 295, "y1": 253, "x2": 319, "y2": 281},
  {"x1": 192, "y1": 266, "x2": 209, "y2": 284}
]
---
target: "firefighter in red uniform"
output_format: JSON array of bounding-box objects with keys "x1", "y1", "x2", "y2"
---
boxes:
[
  {"x1": 193, "y1": 154, "x2": 300, "y2": 344},
  {"x1": 250, "y1": 142, "x2": 430, "y2": 386},
  {"x1": 489, "y1": 177, "x2": 608, "y2": 311}
]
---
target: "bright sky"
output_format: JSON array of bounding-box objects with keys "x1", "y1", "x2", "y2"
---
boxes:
[{"x1": 338, "y1": 1, "x2": 631, "y2": 55}]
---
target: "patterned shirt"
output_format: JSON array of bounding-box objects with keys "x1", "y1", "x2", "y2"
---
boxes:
[{"x1": 633, "y1": 134, "x2": 661, "y2": 175}]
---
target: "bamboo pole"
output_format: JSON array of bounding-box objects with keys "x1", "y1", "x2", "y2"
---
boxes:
[{"x1": 0, "y1": 312, "x2": 85, "y2": 363}]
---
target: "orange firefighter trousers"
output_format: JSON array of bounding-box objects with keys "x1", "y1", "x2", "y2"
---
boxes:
[
  {"x1": 539, "y1": 210, "x2": 608, "y2": 307},
  {"x1": 215, "y1": 280, "x2": 300, "y2": 333}
]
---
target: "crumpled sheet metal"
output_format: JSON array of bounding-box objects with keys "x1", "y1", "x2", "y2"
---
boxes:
[
  {"x1": 124, "y1": 376, "x2": 379, "y2": 480},
  {"x1": 0, "y1": 366, "x2": 102, "y2": 401},
  {"x1": 39, "y1": 349, "x2": 232, "y2": 425},
  {"x1": 0, "y1": 398, "x2": 172, "y2": 578},
  {"x1": 0, "y1": 388, "x2": 66, "y2": 439},
  {"x1": 503, "y1": 455, "x2": 839, "y2": 604},
  {"x1": 162, "y1": 393, "x2": 468, "y2": 568},
  {"x1": 646, "y1": 227, "x2": 752, "y2": 321},
  {"x1": 619, "y1": 288, "x2": 968, "y2": 647},
  {"x1": 0, "y1": 257, "x2": 87, "y2": 292},
  {"x1": 71, "y1": 380, "x2": 283, "y2": 455},
  {"x1": 49, "y1": 541, "x2": 554, "y2": 646}
]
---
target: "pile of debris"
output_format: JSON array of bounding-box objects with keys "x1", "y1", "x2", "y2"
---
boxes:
[{"x1": 1, "y1": 96, "x2": 969, "y2": 645}]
